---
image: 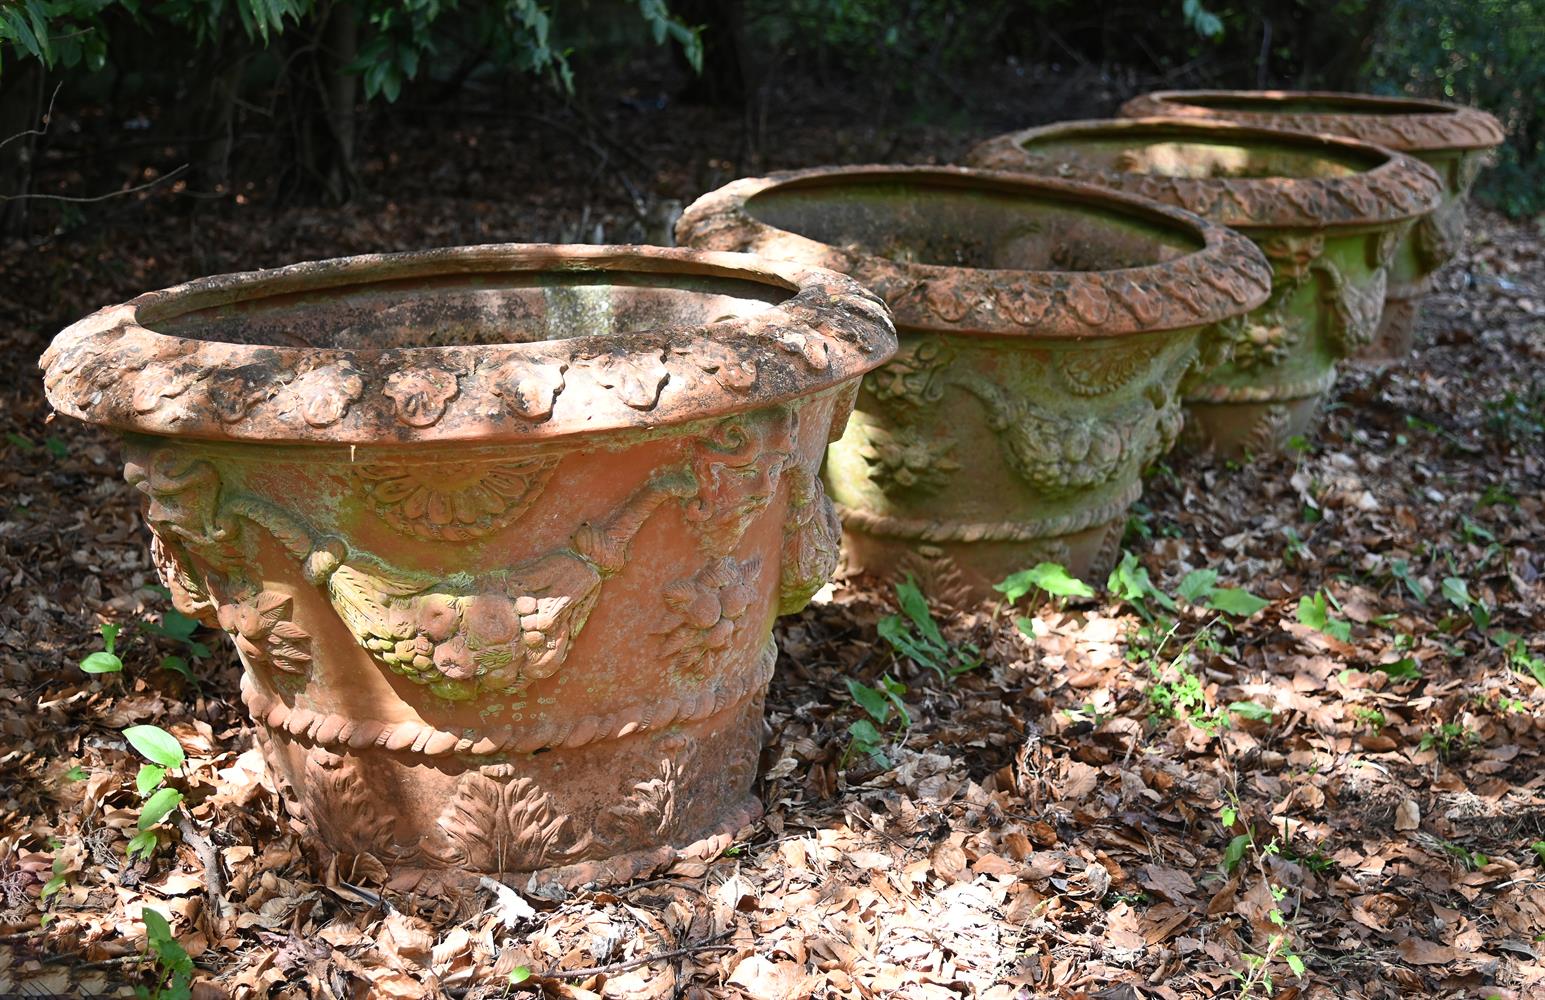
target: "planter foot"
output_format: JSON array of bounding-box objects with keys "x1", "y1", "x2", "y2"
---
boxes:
[
  {"x1": 839, "y1": 516, "x2": 1125, "y2": 608},
  {"x1": 1181, "y1": 396, "x2": 1323, "y2": 461}
]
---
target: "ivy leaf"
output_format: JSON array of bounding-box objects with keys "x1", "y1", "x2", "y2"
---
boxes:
[
  {"x1": 1205, "y1": 588, "x2": 1270, "y2": 617},
  {"x1": 845, "y1": 678, "x2": 893, "y2": 726},
  {"x1": 1177, "y1": 568, "x2": 1219, "y2": 603},
  {"x1": 997, "y1": 562, "x2": 1095, "y2": 602},
  {"x1": 123, "y1": 725, "x2": 185, "y2": 769}
]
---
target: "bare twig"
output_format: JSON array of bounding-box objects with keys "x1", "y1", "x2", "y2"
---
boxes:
[
  {"x1": 0, "y1": 163, "x2": 188, "y2": 203},
  {"x1": 178, "y1": 814, "x2": 231, "y2": 924},
  {"x1": 539, "y1": 933, "x2": 736, "y2": 980},
  {"x1": 0, "y1": 82, "x2": 61, "y2": 156}
]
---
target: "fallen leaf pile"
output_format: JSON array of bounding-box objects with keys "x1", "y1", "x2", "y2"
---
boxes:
[{"x1": 0, "y1": 87, "x2": 1541, "y2": 998}]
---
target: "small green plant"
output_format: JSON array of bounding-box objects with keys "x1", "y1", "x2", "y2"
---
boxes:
[
  {"x1": 1374, "y1": 656, "x2": 1423, "y2": 682},
  {"x1": 844, "y1": 675, "x2": 910, "y2": 766},
  {"x1": 1175, "y1": 568, "x2": 1270, "y2": 618},
  {"x1": 1420, "y1": 721, "x2": 1478, "y2": 761},
  {"x1": 1296, "y1": 590, "x2": 1351, "y2": 642},
  {"x1": 1440, "y1": 576, "x2": 1491, "y2": 631},
  {"x1": 1530, "y1": 841, "x2": 1545, "y2": 865},
  {"x1": 1438, "y1": 839, "x2": 1489, "y2": 871},
  {"x1": 122, "y1": 725, "x2": 187, "y2": 860},
  {"x1": 1388, "y1": 559, "x2": 1428, "y2": 603},
  {"x1": 80, "y1": 623, "x2": 124, "y2": 674},
  {"x1": 1282, "y1": 527, "x2": 1309, "y2": 566},
  {"x1": 1217, "y1": 805, "x2": 1308, "y2": 995},
  {"x1": 1352, "y1": 706, "x2": 1387, "y2": 731},
  {"x1": 1107, "y1": 551, "x2": 1178, "y2": 623},
  {"x1": 878, "y1": 576, "x2": 980, "y2": 682},
  {"x1": 1504, "y1": 639, "x2": 1545, "y2": 687},
  {"x1": 136, "y1": 907, "x2": 194, "y2": 1000},
  {"x1": 997, "y1": 562, "x2": 1095, "y2": 605}
]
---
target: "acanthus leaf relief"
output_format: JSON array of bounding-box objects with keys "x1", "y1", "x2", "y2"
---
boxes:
[
  {"x1": 356, "y1": 456, "x2": 560, "y2": 541},
  {"x1": 429, "y1": 765, "x2": 572, "y2": 873},
  {"x1": 660, "y1": 556, "x2": 761, "y2": 683},
  {"x1": 1056, "y1": 340, "x2": 1163, "y2": 397},
  {"x1": 592, "y1": 758, "x2": 682, "y2": 857},
  {"x1": 300, "y1": 747, "x2": 404, "y2": 860}
]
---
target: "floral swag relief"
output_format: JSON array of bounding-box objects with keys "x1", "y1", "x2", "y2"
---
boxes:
[{"x1": 124, "y1": 400, "x2": 842, "y2": 707}]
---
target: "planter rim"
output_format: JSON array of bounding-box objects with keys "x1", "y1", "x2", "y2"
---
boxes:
[
  {"x1": 676, "y1": 164, "x2": 1271, "y2": 339},
  {"x1": 1119, "y1": 89, "x2": 1506, "y2": 153},
  {"x1": 968, "y1": 117, "x2": 1444, "y2": 232},
  {"x1": 39, "y1": 243, "x2": 897, "y2": 445}
]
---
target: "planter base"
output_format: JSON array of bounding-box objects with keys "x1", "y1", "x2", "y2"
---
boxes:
[
  {"x1": 838, "y1": 516, "x2": 1125, "y2": 607},
  {"x1": 1181, "y1": 396, "x2": 1322, "y2": 460},
  {"x1": 256, "y1": 677, "x2": 768, "y2": 890},
  {"x1": 1354, "y1": 289, "x2": 1423, "y2": 367}
]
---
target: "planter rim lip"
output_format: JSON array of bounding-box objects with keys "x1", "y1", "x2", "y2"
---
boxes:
[
  {"x1": 676, "y1": 164, "x2": 1272, "y2": 339},
  {"x1": 968, "y1": 117, "x2": 1445, "y2": 232},
  {"x1": 1119, "y1": 89, "x2": 1506, "y2": 153},
  {"x1": 39, "y1": 243, "x2": 898, "y2": 446}
]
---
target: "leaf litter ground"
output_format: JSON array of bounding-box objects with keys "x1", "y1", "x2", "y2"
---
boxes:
[{"x1": 0, "y1": 96, "x2": 1542, "y2": 999}]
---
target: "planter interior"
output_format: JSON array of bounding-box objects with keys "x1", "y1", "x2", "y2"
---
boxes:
[
  {"x1": 41, "y1": 245, "x2": 896, "y2": 888},
  {"x1": 972, "y1": 120, "x2": 1442, "y2": 458},
  {"x1": 679, "y1": 167, "x2": 1269, "y2": 604},
  {"x1": 1118, "y1": 91, "x2": 1505, "y2": 363}
]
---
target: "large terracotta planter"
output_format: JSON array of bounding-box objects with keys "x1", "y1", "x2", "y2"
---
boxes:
[
  {"x1": 40, "y1": 245, "x2": 896, "y2": 887},
  {"x1": 970, "y1": 119, "x2": 1443, "y2": 457},
  {"x1": 677, "y1": 167, "x2": 1269, "y2": 604},
  {"x1": 1119, "y1": 90, "x2": 1505, "y2": 363}
]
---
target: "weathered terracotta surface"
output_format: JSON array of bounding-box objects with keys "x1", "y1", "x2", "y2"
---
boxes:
[
  {"x1": 40, "y1": 244, "x2": 896, "y2": 888},
  {"x1": 677, "y1": 166, "x2": 1269, "y2": 603},
  {"x1": 971, "y1": 118, "x2": 1443, "y2": 457},
  {"x1": 1119, "y1": 90, "x2": 1505, "y2": 363}
]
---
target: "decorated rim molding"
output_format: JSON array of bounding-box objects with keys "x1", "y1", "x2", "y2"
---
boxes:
[
  {"x1": 968, "y1": 118, "x2": 1444, "y2": 232},
  {"x1": 39, "y1": 244, "x2": 896, "y2": 445},
  {"x1": 677, "y1": 165, "x2": 1272, "y2": 339},
  {"x1": 1118, "y1": 90, "x2": 1506, "y2": 153}
]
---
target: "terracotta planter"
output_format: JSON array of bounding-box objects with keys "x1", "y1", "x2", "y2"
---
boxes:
[
  {"x1": 1119, "y1": 90, "x2": 1505, "y2": 363},
  {"x1": 970, "y1": 118, "x2": 1443, "y2": 457},
  {"x1": 40, "y1": 245, "x2": 895, "y2": 887},
  {"x1": 677, "y1": 166, "x2": 1269, "y2": 604}
]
